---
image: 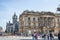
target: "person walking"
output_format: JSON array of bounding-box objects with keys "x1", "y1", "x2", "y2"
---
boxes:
[
  {"x1": 32, "y1": 32, "x2": 38, "y2": 40},
  {"x1": 35, "y1": 32, "x2": 38, "y2": 40},
  {"x1": 32, "y1": 33, "x2": 35, "y2": 40},
  {"x1": 42, "y1": 33, "x2": 46, "y2": 40},
  {"x1": 32, "y1": 32, "x2": 36, "y2": 40},
  {"x1": 49, "y1": 32, "x2": 54, "y2": 40},
  {"x1": 46, "y1": 33, "x2": 49, "y2": 40},
  {"x1": 58, "y1": 31, "x2": 60, "y2": 40}
]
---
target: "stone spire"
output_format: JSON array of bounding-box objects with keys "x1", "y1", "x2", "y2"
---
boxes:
[{"x1": 12, "y1": 12, "x2": 17, "y2": 24}]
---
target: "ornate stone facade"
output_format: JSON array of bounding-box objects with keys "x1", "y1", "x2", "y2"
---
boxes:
[{"x1": 19, "y1": 10, "x2": 60, "y2": 34}]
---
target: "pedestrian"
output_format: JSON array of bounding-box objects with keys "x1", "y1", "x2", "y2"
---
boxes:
[
  {"x1": 49, "y1": 32, "x2": 54, "y2": 40},
  {"x1": 47, "y1": 33, "x2": 49, "y2": 40},
  {"x1": 42, "y1": 33, "x2": 46, "y2": 40},
  {"x1": 35, "y1": 32, "x2": 38, "y2": 40},
  {"x1": 58, "y1": 31, "x2": 60, "y2": 40},
  {"x1": 32, "y1": 32, "x2": 36, "y2": 40},
  {"x1": 32, "y1": 33, "x2": 34, "y2": 40}
]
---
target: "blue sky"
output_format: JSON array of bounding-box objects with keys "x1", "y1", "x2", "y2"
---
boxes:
[{"x1": 0, "y1": 0, "x2": 60, "y2": 31}]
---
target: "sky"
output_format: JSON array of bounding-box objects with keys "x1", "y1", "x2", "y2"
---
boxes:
[{"x1": 0, "y1": 0, "x2": 60, "y2": 31}]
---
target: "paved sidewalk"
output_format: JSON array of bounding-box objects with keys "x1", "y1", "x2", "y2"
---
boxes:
[{"x1": 0, "y1": 36, "x2": 58, "y2": 40}]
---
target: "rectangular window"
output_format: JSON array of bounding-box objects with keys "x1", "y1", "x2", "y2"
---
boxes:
[
  {"x1": 38, "y1": 23, "x2": 40, "y2": 26},
  {"x1": 33, "y1": 18, "x2": 35, "y2": 21},
  {"x1": 28, "y1": 17, "x2": 30, "y2": 21},
  {"x1": 38, "y1": 18, "x2": 40, "y2": 21},
  {"x1": 33, "y1": 23, "x2": 36, "y2": 28},
  {"x1": 29, "y1": 23, "x2": 31, "y2": 26},
  {"x1": 34, "y1": 23, "x2": 36, "y2": 26},
  {"x1": 58, "y1": 19, "x2": 59, "y2": 22},
  {"x1": 28, "y1": 23, "x2": 31, "y2": 28},
  {"x1": 38, "y1": 23, "x2": 41, "y2": 28}
]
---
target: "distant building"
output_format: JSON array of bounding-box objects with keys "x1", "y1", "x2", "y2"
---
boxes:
[
  {"x1": 19, "y1": 9, "x2": 60, "y2": 34},
  {"x1": 6, "y1": 13, "x2": 19, "y2": 34}
]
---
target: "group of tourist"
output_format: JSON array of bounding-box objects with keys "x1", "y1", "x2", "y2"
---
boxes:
[
  {"x1": 42, "y1": 32, "x2": 54, "y2": 40},
  {"x1": 32, "y1": 31, "x2": 54, "y2": 40},
  {"x1": 32, "y1": 31, "x2": 60, "y2": 40}
]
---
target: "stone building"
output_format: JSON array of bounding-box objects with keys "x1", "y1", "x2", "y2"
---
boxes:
[
  {"x1": 6, "y1": 13, "x2": 19, "y2": 34},
  {"x1": 19, "y1": 10, "x2": 60, "y2": 34}
]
